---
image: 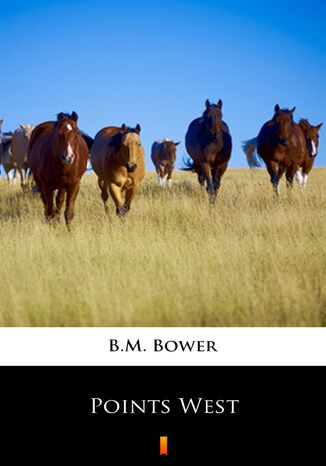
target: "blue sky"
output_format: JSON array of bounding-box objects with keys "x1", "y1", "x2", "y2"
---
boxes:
[{"x1": 1, "y1": 0, "x2": 325, "y2": 169}]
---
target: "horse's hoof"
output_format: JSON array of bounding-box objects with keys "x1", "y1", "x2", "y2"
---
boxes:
[{"x1": 116, "y1": 207, "x2": 126, "y2": 217}]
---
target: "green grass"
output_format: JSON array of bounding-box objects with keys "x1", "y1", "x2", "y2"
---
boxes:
[{"x1": 0, "y1": 168, "x2": 325, "y2": 326}]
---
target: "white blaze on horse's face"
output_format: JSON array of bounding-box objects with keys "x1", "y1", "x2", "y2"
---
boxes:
[
  {"x1": 66, "y1": 123, "x2": 73, "y2": 132},
  {"x1": 310, "y1": 140, "x2": 317, "y2": 156},
  {"x1": 65, "y1": 143, "x2": 75, "y2": 164}
]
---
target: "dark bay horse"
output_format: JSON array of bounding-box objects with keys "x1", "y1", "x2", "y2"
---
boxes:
[
  {"x1": 185, "y1": 99, "x2": 232, "y2": 200},
  {"x1": 243, "y1": 105, "x2": 306, "y2": 195},
  {"x1": 151, "y1": 139, "x2": 180, "y2": 187},
  {"x1": 295, "y1": 119, "x2": 323, "y2": 188},
  {"x1": 90, "y1": 124, "x2": 145, "y2": 216},
  {"x1": 28, "y1": 112, "x2": 88, "y2": 228}
]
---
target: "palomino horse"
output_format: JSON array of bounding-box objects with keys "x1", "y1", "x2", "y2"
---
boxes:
[
  {"x1": 11, "y1": 124, "x2": 35, "y2": 189},
  {"x1": 185, "y1": 99, "x2": 232, "y2": 201},
  {"x1": 243, "y1": 105, "x2": 306, "y2": 195},
  {"x1": 151, "y1": 139, "x2": 180, "y2": 187},
  {"x1": 28, "y1": 112, "x2": 88, "y2": 228},
  {"x1": 295, "y1": 119, "x2": 323, "y2": 188},
  {"x1": 91, "y1": 124, "x2": 145, "y2": 216}
]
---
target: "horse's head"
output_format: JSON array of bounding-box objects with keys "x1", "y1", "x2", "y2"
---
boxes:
[
  {"x1": 273, "y1": 104, "x2": 295, "y2": 146},
  {"x1": 55, "y1": 112, "x2": 80, "y2": 165},
  {"x1": 119, "y1": 124, "x2": 142, "y2": 172},
  {"x1": 299, "y1": 119, "x2": 323, "y2": 158},
  {"x1": 203, "y1": 99, "x2": 223, "y2": 140},
  {"x1": 19, "y1": 124, "x2": 35, "y2": 139},
  {"x1": 163, "y1": 139, "x2": 180, "y2": 161}
]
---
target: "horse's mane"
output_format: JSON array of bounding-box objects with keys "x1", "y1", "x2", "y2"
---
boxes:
[
  {"x1": 298, "y1": 118, "x2": 310, "y2": 126},
  {"x1": 80, "y1": 131, "x2": 94, "y2": 150}
]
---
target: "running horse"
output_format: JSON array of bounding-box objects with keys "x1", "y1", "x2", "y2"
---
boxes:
[
  {"x1": 243, "y1": 105, "x2": 306, "y2": 195},
  {"x1": 151, "y1": 139, "x2": 180, "y2": 187},
  {"x1": 91, "y1": 124, "x2": 145, "y2": 216},
  {"x1": 295, "y1": 119, "x2": 323, "y2": 188},
  {"x1": 185, "y1": 99, "x2": 232, "y2": 201},
  {"x1": 28, "y1": 112, "x2": 88, "y2": 228}
]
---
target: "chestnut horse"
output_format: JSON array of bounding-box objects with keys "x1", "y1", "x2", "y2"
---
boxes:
[
  {"x1": 91, "y1": 124, "x2": 145, "y2": 216},
  {"x1": 28, "y1": 112, "x2": 88, "y2": 228},
  {"x1": 243, "y1": 105, "x2": 306, "y2": 195},
  {"x1": 151, "y1": 139, "x2": 180, "y2": 187},
  {"x1": 185, "y1": 99, "x2": 232, "y2": 201},
  {"x1": 295, "y1": 119, "x2": 323, "y2": 188}
]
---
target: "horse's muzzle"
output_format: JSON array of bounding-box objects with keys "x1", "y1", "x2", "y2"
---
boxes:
[
  {"x1": 126, "y1": 163, "x2": 137, "y2": 173},
  {"x1": 61, "y1": 155, "x2": 73, "y2": 165}
]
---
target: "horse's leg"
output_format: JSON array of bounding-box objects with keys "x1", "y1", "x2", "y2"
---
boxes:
[
  {"x1": 12, "y1": 168, "x2": 18, "y2": 185},
  {"x1": 124, "y1": 184, "x2": 140, "y2": 213},
  {"x1": 43, "y1": 186, "x2": 58, "y2": 222},
  {"x1": 64, "y1": 182, "x2": 80, "y2": 229},
  {"x1": 212, "y1": 162, "x2": 228, "y2": 199},
  {"x1": 98, "y1": 178, "x2": 109, "y2": 214},
  {"x1": 17, "y1": 165, "x2": 27, "y2": 192},
  {"x1": 300, "y1": 160, "x2": 313, "y2": 190},
  {"x1": 266, "y1": 160, "x2": 280, "y2": 195},
  {"x1": 56, "y1": 188, "x2": 66, "y2": 213},
  {"x1": 285, "y1": 164, "x2": 297, "y2": 189},
  {"x1": 202, "y1": 162, "x2": 214, "y2": 198},
  {"x1": 195, "y1": 161, "x2": 205, "y2": 188},
  {"x1": 295, "y1": 169, "x2": 304, "y2": 187},
  {"x1": 6, "y1": 169, "x2": 12, "y2": 184},
  {"x1": 108, "y1": 182, "x2": 125, "y2": 217},
  {"x1": 156, "y1": 169, "x2": 161, "y2": 186},
  {"x1": 167, "y1": 168, "x2": 173, "y2": 188}
]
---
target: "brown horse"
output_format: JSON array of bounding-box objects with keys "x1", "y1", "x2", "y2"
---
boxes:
[
  {"x1": 243, "y1": 105, "x2": 306, "y2": 195},
  {"x1": 184, "y1": 99, "x2": 232, "y2": 201},
  {"x1": 28, "y1": 112, "x2": 88, "y2": 228},
  {"x1": 151, "y1": 139, "x2": 180, "y2": 187},
  {"x1": 90, "y1": 124, "x2": 145, "y2": 216},
  {"x1": 295, "y1": 119, "x2": 323, "y2": 188},
  {"x1": 11, "y1": 124, "x2": 35, "y2": 189}
]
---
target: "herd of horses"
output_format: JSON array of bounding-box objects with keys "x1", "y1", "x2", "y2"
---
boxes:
[{"x1": 0, "y1": 100, "x2": 322, "y2": 228}]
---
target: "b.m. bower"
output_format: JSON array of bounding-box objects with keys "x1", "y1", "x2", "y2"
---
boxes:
[{"x1": 108, "y1": 338, "x2": 218, "y2": 352}]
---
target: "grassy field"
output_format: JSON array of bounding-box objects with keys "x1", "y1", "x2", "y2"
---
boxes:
[{"x1": 0, "y1": 168, "x2": 325, "y2": 326}]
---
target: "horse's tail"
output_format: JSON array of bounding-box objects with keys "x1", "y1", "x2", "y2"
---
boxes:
[
  {"x1": 180, "y1": 154, "x2": 195, "y2": 171},
  {"x1": 242, "y1": 137, "x2": 262, "y2": 168}
]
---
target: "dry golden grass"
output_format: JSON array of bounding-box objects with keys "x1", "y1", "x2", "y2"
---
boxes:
[{"x1": 0, "y1": 168, "x2": 325, "y2": 326}]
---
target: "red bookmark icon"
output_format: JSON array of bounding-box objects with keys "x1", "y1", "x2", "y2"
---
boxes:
[{"x1": 160, "y1": 436, "x2": 168, "y2": 455}]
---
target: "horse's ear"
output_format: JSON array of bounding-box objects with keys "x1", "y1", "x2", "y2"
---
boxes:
[
  {"x1": 289, "y1": 106, "x2": 296, "y2": 114},
  {"x1": 174, "y1": 141, "x2": 181, "y2": 146},
  {"x1": 205, "y1": 99, "x2": 210, "y2": 109},
  {"x1": 57, "y1": 112, "x2": 65, "y2": 120},
  {"x1": 71, "y1": 111, "x2": 78, "y2": 121},
  {"x1": 135, "y1": 124, "x2": 141, "y2": 134},
  {"x1": 0, "y1": 119, "x2": 3, "y2": 125},
  {"x1": 274, "y1": 104, "x2": 280, "y2": 113},
  {"x1": 315, "y1": 123, "x2": 323, "y2": 131},
  {"x1": 19, "y1": 123, "x2": 26, "y2": 130},
  {"x1": 121, "y1": 123, "x2": 127, "y2": 132},
  {"x1": 217, "y1": 99, "x2": 222, "y2": 109}
]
